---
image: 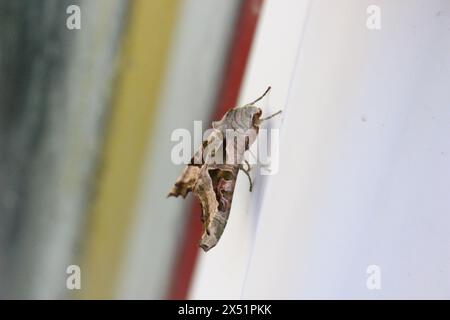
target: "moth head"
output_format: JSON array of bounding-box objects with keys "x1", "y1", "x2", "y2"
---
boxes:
[{"x1": 243, "y1": 106, "x2": 262, "y2": 128}]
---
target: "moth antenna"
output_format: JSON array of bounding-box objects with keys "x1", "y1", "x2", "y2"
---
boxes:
[
  {"x1": 260, "y1": 110, "x2": 282, "y2": 122},
  {"x1": 248, "y1": 86, "x2": 271, "y2": 105}
]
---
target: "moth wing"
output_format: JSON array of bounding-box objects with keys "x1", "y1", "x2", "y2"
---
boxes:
[
  {"x1": 196, "y1": 165, "x2": 239, "y2": 252},
  {"x1": 167, "y1": 128, "x2": 223, "y2": 198},
  {"x1": 167, "y1": 165, "x2": 201, "y2": 198}
]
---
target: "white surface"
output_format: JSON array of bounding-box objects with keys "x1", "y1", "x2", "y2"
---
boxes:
[{"x1": 191, "y1": 0, "x2": 450, "y2": 299}]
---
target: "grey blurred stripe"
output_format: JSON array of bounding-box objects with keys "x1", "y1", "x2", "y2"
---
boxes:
[{"x1": 0, "y1": 0, "x2": 129, "y2": 298}]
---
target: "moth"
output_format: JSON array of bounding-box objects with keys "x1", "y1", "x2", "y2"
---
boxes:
[{"x1": 168, "y1": 87, "x2": 281, "y2": 252}]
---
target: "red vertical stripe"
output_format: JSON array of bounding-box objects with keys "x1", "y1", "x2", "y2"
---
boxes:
[{"x1": 168, "y1": 0, "x2": 265, "y2": 300}]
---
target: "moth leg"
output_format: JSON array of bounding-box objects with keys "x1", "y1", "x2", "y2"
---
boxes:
[
  {"x1": 239, "y1": 163, "x2": 253, "y2": 192},
  {"x1": 244, "y1": 160, "x2": 251, "y2": 172}
]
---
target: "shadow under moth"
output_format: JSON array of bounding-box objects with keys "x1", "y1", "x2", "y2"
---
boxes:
[{"x1": 168, "y1": 87, "x2": 281, "y2": 252}]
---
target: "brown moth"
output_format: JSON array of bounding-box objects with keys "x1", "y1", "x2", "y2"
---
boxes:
[{"x1": 168, "y1": 87, "x2": 281, "y2": 252}]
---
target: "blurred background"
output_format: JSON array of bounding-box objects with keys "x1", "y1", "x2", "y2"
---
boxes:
[
  {"x1": 1, "y1": 0, "x2": 450, "y2": 299},
  {"x1": 0, "y1": 0, "x2": 251, "y2": 299}
]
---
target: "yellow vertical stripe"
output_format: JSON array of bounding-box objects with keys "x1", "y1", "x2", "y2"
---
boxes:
[{"x1": 80, "y1": 0, "x2": 180, "y2": 299}]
